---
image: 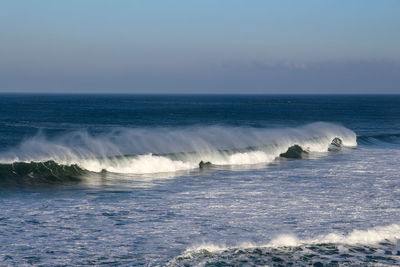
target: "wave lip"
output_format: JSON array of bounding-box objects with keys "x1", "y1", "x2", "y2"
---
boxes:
[{"x1": 0, "y1": 122, "x2": 357, "y2": 175}]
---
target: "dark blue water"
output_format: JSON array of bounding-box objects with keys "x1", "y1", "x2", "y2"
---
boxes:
[
  {"x1": 0, "y1": 94, "x2": 399, "y2": 266},
  {"x1": 1, "y1": 94, "x2": 399, "y2": 148}
]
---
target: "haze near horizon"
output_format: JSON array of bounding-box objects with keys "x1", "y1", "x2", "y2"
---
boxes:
[{"x1": 1, "y1": 0, "x2": 399, "y2": 93}]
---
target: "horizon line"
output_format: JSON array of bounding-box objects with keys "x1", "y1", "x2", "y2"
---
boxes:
[{"x1": 0, "y1": 92, "x2": 399, "y2": 96}]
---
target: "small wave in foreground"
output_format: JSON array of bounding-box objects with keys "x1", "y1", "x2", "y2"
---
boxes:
[{"x1": 171, "y1": 224, "x2": 400, "y2": 266}]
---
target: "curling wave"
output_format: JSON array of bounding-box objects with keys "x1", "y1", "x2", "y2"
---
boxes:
[{"x1": 0, "y1": 122, "x2": 357, "y2": 177}]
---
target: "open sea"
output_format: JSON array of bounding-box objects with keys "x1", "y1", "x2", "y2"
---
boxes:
[{"x1": 0, "y1": 94, "x2": 400, "y2": 266}]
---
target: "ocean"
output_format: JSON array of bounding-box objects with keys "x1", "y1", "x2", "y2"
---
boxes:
[{"x1": 0, "y1": 94, "x2": 399, "y2": 266}]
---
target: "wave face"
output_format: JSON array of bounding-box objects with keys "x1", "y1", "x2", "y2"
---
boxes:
[
  {"x1": 171, "y1": 224, "x2": 400, "y2": 266},
  {"x1": 357, "y1": 133, "x2": 400, "y2": 146},
  {"x1": 0, "y1": 161, "x2": 85, "y2": 186},
  {"x1": 0, "y1": 122, "x2": 356, "y2": 180}
]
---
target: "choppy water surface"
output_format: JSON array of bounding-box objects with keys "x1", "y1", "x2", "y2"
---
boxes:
[{"x1": 0, "y1": 95, "x2": 399, "y2": 266}]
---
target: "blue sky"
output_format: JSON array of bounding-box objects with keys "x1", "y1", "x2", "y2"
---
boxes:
[{"x1": 0, "y1": 0, "x2": 399, "y2": 93}]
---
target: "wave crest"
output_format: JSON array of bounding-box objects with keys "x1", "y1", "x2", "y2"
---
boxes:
[{"x1": 0, "y1": 122, "x2": 357, "y2": 175}]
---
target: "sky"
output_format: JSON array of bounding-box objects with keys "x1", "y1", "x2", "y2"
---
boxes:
[{"x1": 0, "y1": 0, "x2": 399, "y2": 94}]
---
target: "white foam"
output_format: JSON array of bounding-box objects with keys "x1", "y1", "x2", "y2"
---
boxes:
[
  {"x1": 267, "y1": 234, "x2": 300, "y2": 247},
  {"x1": 79, "y1": 154, "x2": 196, "y2": 174},
  {"x1": 185, "y1": 224, "x2": 400, "y2": 255},
  {"x1": 306, "y1": 223, "x2": 400, "y2": 246},
  {"x1": 211, "y1": 151, "x2": 277, "y2": 166}
]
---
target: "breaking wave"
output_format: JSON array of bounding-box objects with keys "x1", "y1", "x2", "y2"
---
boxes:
[
  {"x1": 0, "y1": 122, "x2": 357, "y2": 182},
  {"x1": 171, "y1": 224, "x2": 400, "y2": 266}
]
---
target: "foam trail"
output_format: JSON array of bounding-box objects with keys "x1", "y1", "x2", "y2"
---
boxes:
[{"x1": 0, "y1": 122, "x2": 357, "y2": 174}]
